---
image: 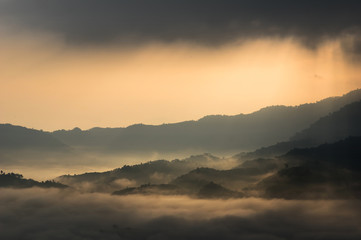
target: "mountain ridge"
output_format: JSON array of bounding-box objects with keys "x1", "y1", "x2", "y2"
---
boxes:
[
  {"x1": 240, "y1": 99, "x2": 361, "y2": 159},
  {"x1": 50, "y1": 89, "x2": 361, "y2": 153}
]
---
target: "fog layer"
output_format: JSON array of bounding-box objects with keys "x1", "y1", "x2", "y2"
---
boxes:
[{"x1": 1, "y1": 188, "x2": 361, "y2": 240}]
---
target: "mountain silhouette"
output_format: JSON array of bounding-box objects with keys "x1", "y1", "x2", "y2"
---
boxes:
[
  {"x1": 258, "y1": 136, "x2": 361, "y2": 199},
  {"x1": 112, "y1": 181, "x2": 244, "y2": 199},
  {"x1": 0, "y1": 170, "x2": 68, "y2": 189},
  {"x1": 51, "y1": 89, "x2": 361, "y2": 154},
  {"x1": 171, "y1": 166, "x2": 273, "y2": 193},
  {"x1": 241, "y1": 99, "x2": 361, "y2": 159},
  {"x1": 112, "y1": 184, "x2": 184, "y2": 196},
  {"x1": 197, "y1": 181, "x2": 244, "y2": 199},
  {"x1": 0, "y1": 124, "x2": 70, "y2": 151},
  {"x1": 56, "y1": 153, "x2": 223, "y2": 192}
]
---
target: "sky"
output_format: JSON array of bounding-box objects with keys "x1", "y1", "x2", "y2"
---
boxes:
[{"x1": 1, "y1": 0, "x2": 361, "y2": 131}]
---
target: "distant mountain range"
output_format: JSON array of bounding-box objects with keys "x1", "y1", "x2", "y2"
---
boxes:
[
  {"x1": 1, "y1": 89, "x2": 361, "y2": 156},
  {"x1": 46, "y1": 88, "x2": 361, "y2": 153},
  {"x1": 0, "y1": 124, "x2": 69, "y2": 151}
]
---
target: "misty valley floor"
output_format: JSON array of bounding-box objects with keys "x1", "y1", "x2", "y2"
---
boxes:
[{"x1": 1, "y1": 188, "x2": 361, "y2": 240}]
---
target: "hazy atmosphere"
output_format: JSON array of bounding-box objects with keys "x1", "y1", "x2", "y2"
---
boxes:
[
  {"x1": 1, "y1": 1, "x2": 361, "y2": 239},
  {"x1": 1, "y1": 0, "x2": 361, "y2": 130}
]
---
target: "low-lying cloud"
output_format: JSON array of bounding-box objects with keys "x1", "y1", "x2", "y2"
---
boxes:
[{"x1": 1, "y1": 188, "x2": 361, "y2": 239}]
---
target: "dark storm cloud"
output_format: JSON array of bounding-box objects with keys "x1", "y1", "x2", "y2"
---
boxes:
[
  {"x1": 1, "y1": 188, "x2": 361, "y2": 240},
  {"x1": 0, "y1": 0, "x2": 361, "y2": 47}
]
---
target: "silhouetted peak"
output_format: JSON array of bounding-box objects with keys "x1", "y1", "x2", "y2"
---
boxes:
[
  {"x1": 198, "y1": 181, "x2": 243, "y2": 199},
  {"x1": 71, "y1": 127, "x2": 82, "y2": 132}
]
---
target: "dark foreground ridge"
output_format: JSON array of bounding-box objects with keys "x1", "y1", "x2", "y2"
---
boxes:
[{"x1": 258, "y1": 136, "x2": 361, "y2": 199}]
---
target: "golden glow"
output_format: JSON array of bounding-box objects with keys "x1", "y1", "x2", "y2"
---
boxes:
[{"x1": 1, "y1": 31, "x2": 361, "y2": 130}]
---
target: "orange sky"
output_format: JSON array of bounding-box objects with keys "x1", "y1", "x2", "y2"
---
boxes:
[{"x1": 1, "y1": 31, "x2": 361, "y2": 131}]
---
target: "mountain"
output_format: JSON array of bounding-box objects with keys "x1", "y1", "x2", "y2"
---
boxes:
[
  {"x1": 0, "y1": 124, "x2": 73, "y2": 166},
  {"x1": 241, "y1": 99, "x2": 361, "y2": 159},
  {"x1": 50, "y1": 127, "x2": 123, "y2": 151},
  {"x1": 51, "y1": 89, "x2": 361, "y2": 153},
  {"x1": 0, "y1": 124, "x2": 70, "y2": 151},
  {"x1": 112, "y1": 184, "x2": 185, "y2": 196},
  {"x1": 56, "y1": 153, "x2": 225, "y2": 192},
  {"x1": 171, "y1": 165, "x2": 275, "y2": 193},
  {"x1": 112, "y1": 181, "x2": 244, "y2": 199},
  {"x1": 56, "y1": 152, "x2": 275, "y2": 194},
  {"x1": 0, "y1": 171, "x2": 68, "y2": 189},
  {"x1": 234, "y1": 158, "x2": 285, "y2": 171},
  {"x1": 257, "y1": 136, "x2": 361, "y2": 199},
  {"x1": 197, "y1": 181, "x2": 244, "y2": 199},
  {"x1": 290, "y1": 100, "x2": 361, "y2": 143},
  {"x1": 283, "y1": 136, "x2": 361, "y2": 169},
  {"x1": 56, "y1": 153, "x2": 279, "y2": 194},
  {"x1": 167, "y1": 136, "x2": 361, "y2": 199}
]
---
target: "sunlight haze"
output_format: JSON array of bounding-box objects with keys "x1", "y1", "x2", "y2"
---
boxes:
[{"x1": 1, "y1": 32, "x2": 360, "y2": 130}]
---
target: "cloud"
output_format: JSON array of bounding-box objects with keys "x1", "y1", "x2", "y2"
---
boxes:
[
  {"x1": 0, "y1": 0, "x2": 361, "y2": 48},
  {"x1": 1, "y1": 188, "x2": 361, "y2": 239}
]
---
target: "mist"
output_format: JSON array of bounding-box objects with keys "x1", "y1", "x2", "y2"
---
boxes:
[
  {"x1": 0, "y1": 148, "x2": 240, "y2": 181},
  {"x1": 1, "y1": 188, "x2": 361, "y2": 240},
  {"x1": 1, "y1": 1, "x2": 361, "y2": 239}
]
